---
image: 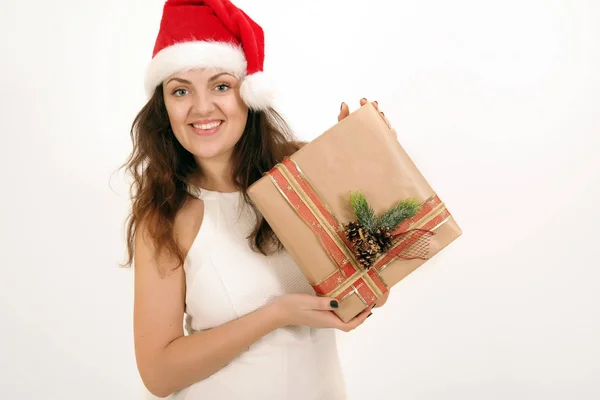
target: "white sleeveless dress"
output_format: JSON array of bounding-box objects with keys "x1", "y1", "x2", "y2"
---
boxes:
[{"x1": 167, "y1": 186, "x2": 347, "y2": 400}]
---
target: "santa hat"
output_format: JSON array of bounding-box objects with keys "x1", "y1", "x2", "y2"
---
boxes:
[{"x1": 144, "y1": 0, "x2": 274, "y2": 111}]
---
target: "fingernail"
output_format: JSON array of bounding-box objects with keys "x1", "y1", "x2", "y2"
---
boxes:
[
  {"x1": 374, "y1": 101, "x2": 378, "y2": 105},
  {"x1": 330, "y1": 300, "x2": 339, "y2": 308},
  {"x1": 381, "y1": 112, "x2": 385, "y2": 117},
  {"x1": 361, "y1": 97, "x2": 367, "y2": 102},
  {"x1": 367, "y1": 312, "x2": 373, "y2": 318},
  {"x1": 340, "y1": 102, "x2": 344, "y2": 111}
]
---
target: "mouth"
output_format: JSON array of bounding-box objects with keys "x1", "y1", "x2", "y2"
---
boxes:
[{"x1": 190, "y1": 120, "x2": 223, "y2": 136}]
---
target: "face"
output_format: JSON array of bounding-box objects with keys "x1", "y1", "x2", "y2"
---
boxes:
[{"x1": 162, "y1": 68, "x2": 249, "y2": 163}]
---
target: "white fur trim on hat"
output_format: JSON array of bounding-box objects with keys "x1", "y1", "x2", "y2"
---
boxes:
[
  {"x1": 240, "y1": 71, "x2": 274, "y2": 111},
  {"x1": 144, "y1": 40, "x2": 247, "y2": 97}
]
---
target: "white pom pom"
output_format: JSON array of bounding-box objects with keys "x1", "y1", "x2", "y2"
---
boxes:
[{"x1": 240, "y1": 72, "x2": 275, "y2": 111}]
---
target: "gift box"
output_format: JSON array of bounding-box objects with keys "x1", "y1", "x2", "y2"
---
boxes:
[{"x1": 247, "y1": 103, "x2": 462, "y2": 322}]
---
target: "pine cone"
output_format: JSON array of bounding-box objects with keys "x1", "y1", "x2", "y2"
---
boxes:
[
  {"x1": 372, "y1": 227, "x2": 393, "y2": 252},
  {"x1": 353, "y1": 234, "x2": 381, "y2": 269},
  {"x1": 357, "y1": 252, "x2": 378, "y2": 269},
  {"x1": 356, "y1": 236, "x2": 381, "y2": 255},
  {"x1": 345, "y1": 222, "x2": 372, "y2": 246},
  {"x1": 344, "y1": 221, "x2": 362, "y2": 242},
  {"x1": 345, "y1": 221, "x2": 388, "y2": 269}
]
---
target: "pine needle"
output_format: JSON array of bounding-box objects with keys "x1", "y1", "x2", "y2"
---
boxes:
[
  {"x1": 376, "y1": 198, "x2": 421, "y2": 230},
  {"x1": 349, "y1": 191, "x2": 377, "y2": 231}
]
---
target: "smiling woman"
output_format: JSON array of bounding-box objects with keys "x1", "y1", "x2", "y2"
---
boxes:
[{"x1": 119, "y1": 0, "x2": 384, "y2": 399}]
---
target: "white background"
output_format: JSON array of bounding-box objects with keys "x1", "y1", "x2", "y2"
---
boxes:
[{"x1": 1, "y1": 0, "x2": 599, "y2": 399}]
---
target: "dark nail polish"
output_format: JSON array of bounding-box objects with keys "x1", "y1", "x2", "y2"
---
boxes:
[
  {"x1": 374, "y1": 101, "x2": 378, "y2": 105},
  {"x1": 330, "y1": 300, "x2": 339, "y2": 308},
  {"x1": 340, "y1": 102, "x2": 343, "y2": 111},
  {"x1": 367, "y1": 312, "x2": 373, "y2": 318},
  {"x1": 381, "y1": 112, "x2": 385, "y2": 117}
]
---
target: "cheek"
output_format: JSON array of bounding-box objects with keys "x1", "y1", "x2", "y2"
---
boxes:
[
  {"x1": 226, "y1": 107, "x2": 248, "y2": 141},
  {"x1": 166, "y1": 105, "x2": 187, "y2": 126},
  {"x1": 165, "y1": 101, "x2": 190, "y2": 135},
  {"x1": 221, "y1": 97, "x2": 248, "y2": 125}
]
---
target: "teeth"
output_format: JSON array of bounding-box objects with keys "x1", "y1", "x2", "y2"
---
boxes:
[{"x1": 192, "y1": 121, "x2": 221, "y2": 130}]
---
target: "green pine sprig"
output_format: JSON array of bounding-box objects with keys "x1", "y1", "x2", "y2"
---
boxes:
[
  {"x1": 349, "y1": 191, "x2": 421, "y2": 232},
  {"x1": 349, "y1": 191, "x2": 377, "y2": 231},
  {"x1": 376, "y1": 198, "x2": 421, "y2": 230}
]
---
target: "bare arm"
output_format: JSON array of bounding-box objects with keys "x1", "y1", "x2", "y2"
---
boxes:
[
  {"x1": 133, "y1": 217, "x2": 289, "y2": 398},
  {"x1": 160, "y1": 304, "x2": 283, "y2": 393}
]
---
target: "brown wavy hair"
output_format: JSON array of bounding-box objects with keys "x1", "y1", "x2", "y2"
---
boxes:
[{"x1": 120, "y1": 85, "x2": 300, "y2": 273}]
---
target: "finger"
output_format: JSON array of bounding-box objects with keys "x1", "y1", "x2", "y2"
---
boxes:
[
  {"x1": 384, "y1": 117, "x2": 391, "y2": 129},
  {"x1": 314, "y1": 297, "x2": 341, "y2": 311},
  {"x1": 373, "y1": 292, "x2": 389, "y2": 308},
  {"x1": 338, "y1": 102, "x2": 350, "y2": 122},
  {"x1": 309, "y1": 310, "x2": 358, "y2": 331},
  {"x1": 340, "y1": 306, "x2": 374, "y2": 331},
  {"x1": 360, "y1": 97, "x2": 368, "y2": 106},
  {"x1": 357, "y1": 304, "x2": 375, "y2": 321},
  {"x1": 380, "y1": 111, "x2": 391, "y2": 128},
  {"x1": 372, "y1": 100, "x2": 379, "y2": 111}
]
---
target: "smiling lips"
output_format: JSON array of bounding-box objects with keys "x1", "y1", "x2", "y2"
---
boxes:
[{"x1": 190, "y1": 120, "x2": 223, "y2": 136}]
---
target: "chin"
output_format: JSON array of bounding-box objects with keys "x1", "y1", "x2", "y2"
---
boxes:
[
  {"x1": 175, "y1": 125, "x2": 242, "y2": 162},
  {"x1": 190, "y1": 143, "x2": 235, "y2": 161}
]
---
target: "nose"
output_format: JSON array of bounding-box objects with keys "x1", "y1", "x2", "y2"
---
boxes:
[{"x1": 190, "y1": 88, "x2": 217, "y2": 116}]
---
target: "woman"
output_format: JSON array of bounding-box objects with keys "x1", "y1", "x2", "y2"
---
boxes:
[{"x1": 122, "y1": 1, "x2": 390, "y2": 398}]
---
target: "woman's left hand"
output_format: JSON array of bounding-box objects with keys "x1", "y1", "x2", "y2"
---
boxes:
[{"x1": 338, "y1": 98, "x2": 395, "y2": 135}]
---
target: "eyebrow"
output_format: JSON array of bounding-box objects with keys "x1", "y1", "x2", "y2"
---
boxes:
[{"x1": 166, "y1": 72, "x2": 235, "y2": 86}]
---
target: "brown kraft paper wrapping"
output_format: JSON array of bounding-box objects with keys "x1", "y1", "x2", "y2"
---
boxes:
[{"x1": 247, "y1": 103, "x2": 462, "y2": 322}]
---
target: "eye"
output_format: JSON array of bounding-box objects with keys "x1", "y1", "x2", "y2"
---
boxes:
[
  {"x1": 215, "y1": 83, "x2": 231, "y2": 92},
  {"x1": 172, "y1": 88, "x2": 189, "y2": 97}
]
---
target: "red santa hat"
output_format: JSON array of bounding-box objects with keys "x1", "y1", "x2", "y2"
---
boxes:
[{"x1": 144, "y1": 0, "x2": 274, "y2": 111}]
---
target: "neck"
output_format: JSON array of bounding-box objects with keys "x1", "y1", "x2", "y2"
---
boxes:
[{"x1": 192, "y1": 155, "x2": 238, "y2": 192}]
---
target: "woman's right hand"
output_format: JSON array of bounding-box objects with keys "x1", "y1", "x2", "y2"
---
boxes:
[{"x1": 271, "y1": 293, "x2": 373, "y2": 332}]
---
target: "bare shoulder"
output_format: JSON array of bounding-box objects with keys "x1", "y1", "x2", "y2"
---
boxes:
[{"x1": 135, "y1": 195, "x2": 204, "y2": 275}]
